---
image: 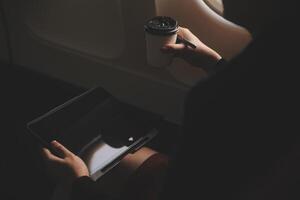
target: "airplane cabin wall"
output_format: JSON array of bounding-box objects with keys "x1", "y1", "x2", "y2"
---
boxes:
[{"x1": 0, "y1": 0, "x2": 252, "y2": 124}]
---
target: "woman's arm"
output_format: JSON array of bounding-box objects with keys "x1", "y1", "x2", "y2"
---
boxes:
[
  {"x1": 42, "y1": 141, "x2": 168, "y2": 200},
  {"x1": 161, "y1": 27, "x2": 222, "y2": 72},
  {"x1": 41, "y1": 141, "x2": 104, "y2": 200}
]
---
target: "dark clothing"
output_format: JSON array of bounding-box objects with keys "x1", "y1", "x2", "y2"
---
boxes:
[
  {"x1": 72, "y1": 14, "x2": 300, "y2": 200},
  {"x1": 163, "y1": 15, "x2": 300, "y2": 200}
]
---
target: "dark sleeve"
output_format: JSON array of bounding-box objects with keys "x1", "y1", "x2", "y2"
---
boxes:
[
  {"x1": 162, "y1": 30, "x2": 300, "y2": 200},
  {"x1": 71, "y1": 176, "x2": 111, "y2": 200},
  {"x1": 161, "y1": 46, "x2": 269, "y2": 199}
]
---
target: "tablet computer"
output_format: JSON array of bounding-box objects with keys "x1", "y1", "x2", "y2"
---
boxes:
[{"x1": 27, "y1": 86, "x2": 161, "y2": 180}]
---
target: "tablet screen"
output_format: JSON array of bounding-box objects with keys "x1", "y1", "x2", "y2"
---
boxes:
[
  {"x1": 27, "y1": 87, "x2": 116, "y2": 153},
  {"x1": 27, "y1": 87, "x2": 161, "y2": 179}
]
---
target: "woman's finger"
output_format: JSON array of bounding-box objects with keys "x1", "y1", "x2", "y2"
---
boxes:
[
  {"x1": 177, "y1": 27, "x2": 188, "y2": 36},
  {"x1": 51, "y1": 140, "x2": 73, "y2": 158},
  {"x1": 161, "y1": 43, "x2": 192, "y2": 58},
  {"x1": 161, "y1": 43, "x2": 186, "y2": 53},
  {"x1": 177, "y1": 27, "x2": 194, "y2": 39},
  {"x1": 41, "y1": 148, "x2": 62, "y2": 162}
]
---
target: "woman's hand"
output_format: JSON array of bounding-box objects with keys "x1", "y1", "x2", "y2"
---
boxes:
[
  {"x1": 161, "y1": 27, "x2": 222, "y2": 71},
  {"x1": 41, "y1": 140, "x2": 89, "y2": 184}
]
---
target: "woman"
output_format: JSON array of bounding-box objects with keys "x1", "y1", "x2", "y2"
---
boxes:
[{"x1": 43, "y1": 0, "x2": 300, "y2": 199}]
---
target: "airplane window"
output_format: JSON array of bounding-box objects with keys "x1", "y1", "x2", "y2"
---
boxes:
[
  {"x1": 203, "y1": 0, "x2": 224, "y2": 15},
  {"x1": 25, "y1": 0, "x2": 125, "y2": 60}
]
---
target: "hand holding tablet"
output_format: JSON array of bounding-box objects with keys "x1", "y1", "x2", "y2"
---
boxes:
[{"x1": 28, "y1": 86, "x2": 161, "y2": 180}]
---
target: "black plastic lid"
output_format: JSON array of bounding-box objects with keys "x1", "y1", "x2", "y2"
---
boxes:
[{"x1": 144, "y1": 16, "x2": 178, "y2": 36}]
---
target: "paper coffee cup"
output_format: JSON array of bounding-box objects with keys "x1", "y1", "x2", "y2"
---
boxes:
[{"x1": 144, "y1": 16, "x2": 179, "y2": 68}]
